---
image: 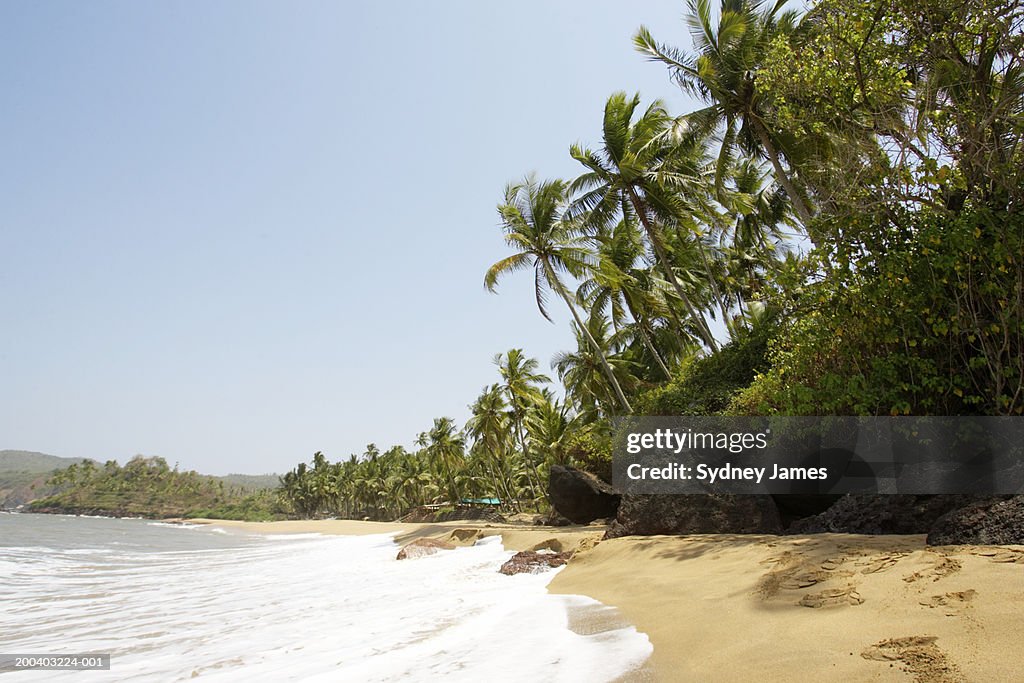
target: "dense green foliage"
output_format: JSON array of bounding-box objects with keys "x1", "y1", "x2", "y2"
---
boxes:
[
  {"x1": 734, "y1": 206, "x2": 1023, "y2": 415},
  {"x1": 29, "y1": 456, "x2": 284, "y2": 520},
  {"x1": 277, "y1": 0, "x2": 1022, "y2": 519},
  {"x1": 636, "y1": 317, "x2": 776, "y2": 415}
]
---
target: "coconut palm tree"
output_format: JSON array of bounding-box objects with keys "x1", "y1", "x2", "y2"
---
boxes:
[
  {"x1": 578, "y1": 217, "x2": 674, "y2": 378},
  {"x1": 492, "y1": 349, "x2": 549, "y2": 507},
  {"x1": 486, "y1": 176, "x2": 634, "y2": 411},
  {"x1": 524, "y1": 391, "x2": 578, "y2": 468},
  {"x1": 466, "y1": 384, "x2": 520, "y2": 510},
  {"x1": 422, "y1": 417, "x2": 465, "y2": 505},
  {"x1": 633, "y1": 0, "x2": 812, "y2": 224},
  {"x1": 569, "y1": 92, "x2": 721, "y2": 351},
  {"x1": 553, "y1": 312, "x2": 640, "y2": 419}
]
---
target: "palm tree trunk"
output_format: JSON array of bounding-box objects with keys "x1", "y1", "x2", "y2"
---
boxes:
[
  {"x1": 693, "y1": 236, "x2": 732, "y2": 336},
  {"x1": 483, "y1": 444, "x2": 512, "y2": 512},
  {"x1": 623, "y1": 295, "x2": 672, "y2": 379},
  {"x1": 489, "y1": 438, "x2": 521, "y2": 512},
  {"x1": 628, "y1": 189, "x2": 720, "y2": 352},
  {"x1": 753, "y1": 122, "x2": 813, "y2": 226},
  {"x1": 508, "y1": 403, "x2": 542, "y2": 511},
  {"x1": 661, "y1": 294, "x2": 695, "y2": 343},
  {"x1": 543, "y1": 258, "x2": 634, "y2": 412}
]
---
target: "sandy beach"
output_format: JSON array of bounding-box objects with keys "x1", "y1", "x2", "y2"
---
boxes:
[{"x1": 204, "y1": 519, "x2": 1024, "y2": 682}]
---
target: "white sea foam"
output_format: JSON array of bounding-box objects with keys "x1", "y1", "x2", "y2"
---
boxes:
[{"x1": 0, "y1": 520, "x2": 651, "y2": 682}]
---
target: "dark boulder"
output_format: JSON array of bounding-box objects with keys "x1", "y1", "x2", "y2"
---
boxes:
[
  {"x1": 548, "y1": 465, "x2": 620, "y2": 525},
  {"x1": 927, "y1": 495, "x2": 1024, "y2": 546},
  {"x1": 605, "y1": 494, "x2": 782, "y2": 539},
  {"x1": 535, "y1": 509, "x2": 573, "y2": 527},
  {"x1": 786, "y1": 494, "x2": 990, "y2": 535},
  {"x1": 499, "y1": 550, "x2": 572, "y2": 575}
]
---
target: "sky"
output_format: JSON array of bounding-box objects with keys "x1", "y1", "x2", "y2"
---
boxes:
[{"x1": 1, "y1": 1, "x2": 701, "y2": 475}]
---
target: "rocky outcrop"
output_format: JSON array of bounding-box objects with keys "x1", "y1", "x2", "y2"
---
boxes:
[
  {"x1": 605, "y1": 494, "x2": 782, "y2": 539},
  {"x1": 499, "y1": 550, "x2": 572, "y2": 575},
  {"x1": 548, "y1": 465, "x2": 620, "y2": 524},
  {"x1": 785, "y1": 495, "x2": 990, "y2": 535},
  {"x1": 535, "y1": 509, "x2": 573, "y2": 527},
  {"x1": 395, "y1": 537, "x2": 455, "y2": 560},
  {"x1": 772, "y1": 494, "x2": 843, "y2": 527},
  {"x1": 927, "y1": 495, "x2": 1024, "y2": 545}
]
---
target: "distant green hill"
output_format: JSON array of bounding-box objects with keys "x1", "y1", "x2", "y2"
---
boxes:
[
  {"x1": 0, "y1": 450, "x2": 90, "y2": 473},
  {"x1": 0, "y1": 450, "x2": 93, "y2": 508}
]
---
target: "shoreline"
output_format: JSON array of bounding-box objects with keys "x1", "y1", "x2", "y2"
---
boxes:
[
  {"x1": 202, "y1": 518, "x2": 1024, "y2": 682},
  {"x1": 197, "y1": 517, "x2": 606, "y2": 554}
]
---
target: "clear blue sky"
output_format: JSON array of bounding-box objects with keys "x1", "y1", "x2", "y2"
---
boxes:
[{"x1": 1, "y1": 1, "x2": 699, "y2": 475}]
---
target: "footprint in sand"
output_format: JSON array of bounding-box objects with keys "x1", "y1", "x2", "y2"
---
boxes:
[
  {"x1": 780, "y1": 571, "x2": 827, "y2": 590},
  {"x1": 903, "y1": 553, "x2": 962, "y2": 583},
  {"x1": 759, "y1": 554, "x2": 855, "y2": 593},
  {"x1": 970, "y1": 548, "x2": 1024, "y2": 564},
  {"x1": 861, "y1": 636, "x2": 963, "y2": 683},
  {"x1": 858, "y1": 552, "x2": 908, "y2": 574},
  {"x1": 799, "y1": 585, "x2": 864, "y2": 608},
  {"x1": 820, "y1": 557, "x2": 846, "y2": 571},
  {"x1": 920, "y1": 590, "x2": 977, "y2": 616}
]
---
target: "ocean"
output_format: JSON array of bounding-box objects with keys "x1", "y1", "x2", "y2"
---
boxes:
[{"x1": 0, "y1": 513, "x2": 651, "y2": 681}]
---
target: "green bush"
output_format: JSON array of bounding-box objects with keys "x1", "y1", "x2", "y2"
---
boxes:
[
  {"x1": 634, "y1": 318, "x2": 777, "y2": 416},
  {"x1": 564, "y1": 422, "x2": 614, "y2": 483},
  {"x1": 732, "y1": 205, "x2": 1023, "y2": 416}
]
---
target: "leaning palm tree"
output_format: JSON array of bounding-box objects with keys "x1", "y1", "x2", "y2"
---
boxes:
[
  {"x1": 569, "y1": 92, "x2": 721, "y2": 351},
  {"x1": 553, "y1": 312, "x2": 640, "y2": 420},
  {"x1": 485, "y1": 175, "x2": 634, "y2": 410},
  {"x1": 719, "y1": 157, "x2": 792, "y2": 324},
  {"x1": 578, "y1": 217, "x2": 674, "y2": 379},
  {"x1": 634, "y1": 0, "x2": 811, "y2": 224}
]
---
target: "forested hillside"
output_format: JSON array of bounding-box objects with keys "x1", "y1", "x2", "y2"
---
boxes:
[{"x1": 26, "y1": 456, "x2": 284, "y2": 520}]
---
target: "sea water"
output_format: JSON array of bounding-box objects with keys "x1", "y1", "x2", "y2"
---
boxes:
[{"x1": 0, "y1": 514, "x2": 651, "y2": 681}]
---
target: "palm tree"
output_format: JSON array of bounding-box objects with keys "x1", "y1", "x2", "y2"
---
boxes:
[
  {"x1": 486, "y1": 175, "x2": 634, "y2": 410},
  {"x1": 423, "y1": 417, "x2": 465, "y2": 505},
  {"x1": 466, "y1": 384, "x2": 518, "y2": 510},
  {"x1": 492, "y1": 349, "x2": 549, "y2": 507},
  {"x1": 525, "y1": 390, "x2": 578, "y2": 468},
  {"x1": 719, "y1": 157, "x2": 792, "y2": 325},
  {"x1": 569, "y1": 92, "x2": 721, "y2": 351},
  {"x1": 578, "y1": 217, "x2": 674, "y2": 379},
  {"x1": 553, "y1": 312, "x2": 640, "y2": 419},
  {"x1": 634, "y1": 0, "x2": 812, "y2": 224}
]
